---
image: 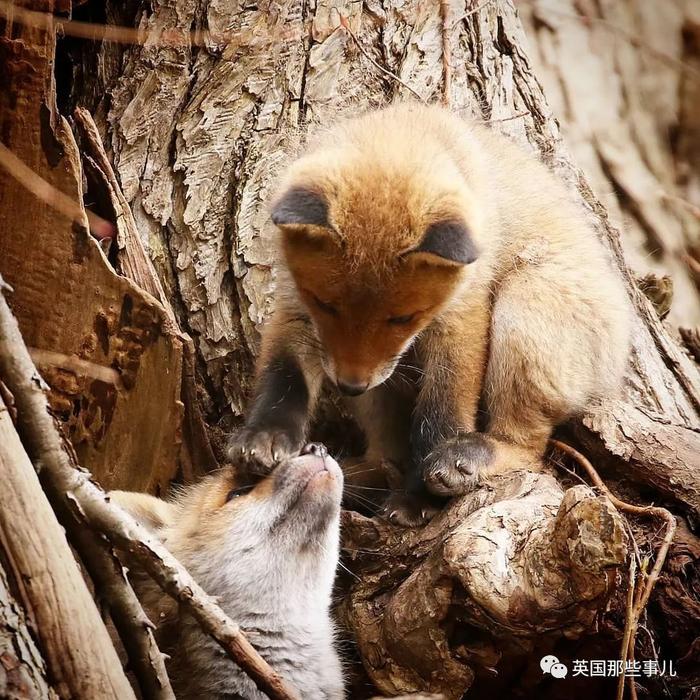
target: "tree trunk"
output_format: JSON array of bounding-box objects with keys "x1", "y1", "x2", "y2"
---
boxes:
[
  {"x1": 520, "y1": 0, "x2": 700, "y2": 329},
  {"x1": 0, "y1": 556, "x2": 58, "y2": 700},
  {"x1": 1, "y1": 0, "x2": 697, "y2": 698}
]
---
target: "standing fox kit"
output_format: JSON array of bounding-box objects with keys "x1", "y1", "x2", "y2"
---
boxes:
[
  {"x1": 230, "y1": 102, "x2": 631, "y2": 525},
  {"x1": 111, "y1": 445, "x2": 344, "y2": 699}
]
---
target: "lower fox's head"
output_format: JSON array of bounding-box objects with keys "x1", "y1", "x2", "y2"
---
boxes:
[
  {"x1": 110, "y1": 447, "x2": 343, "y2": 591},
  {"x1": 271, "y1": 113, "x2": 482, "y2": 394}
]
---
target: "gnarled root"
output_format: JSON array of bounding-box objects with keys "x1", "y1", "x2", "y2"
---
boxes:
[{"x1": 340, "y1": 470, "x2": 628, "y2": 699}]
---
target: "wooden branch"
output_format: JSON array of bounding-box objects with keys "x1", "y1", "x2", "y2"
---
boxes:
[
  {"x1": 53, "y1": 500, "x2": 175, "y2": 700},
  {"x1": 0, "y1": 386, "x2": 135, "y2": 699},
  {"x1": 439, "y1": 0, "x2": 452, "y2": 105},
  {"x1": 0, "y1": 276, "x2": 299, "y2": 700},
  {"x1": 0, "y1": 457, "x2": 59, "y2": 700}
]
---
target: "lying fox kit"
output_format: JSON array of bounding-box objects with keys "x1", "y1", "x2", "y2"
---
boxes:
[
  {"x1": 229, "y1": 102, "x2": 631, "y2": 526},
  {"x1": 111, "y1": 445, "x2": 344, "y2": 699}
]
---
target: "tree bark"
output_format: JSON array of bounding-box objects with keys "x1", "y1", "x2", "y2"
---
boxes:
[
  {"x1": 0, "y1": 391, "x2": 136, "y2": 699},
  {"x1": 0, "y1": 551, "x2": 58, "y2": 700},
  {"x1": 520, "y1": 0, "x2": 700, "y2": 328},
  {"x1": 1, "y1": 0, "x2": 696, "y2": 698}
]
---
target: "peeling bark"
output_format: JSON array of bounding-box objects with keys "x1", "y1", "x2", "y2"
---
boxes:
[
  {"x1": 33, "y1": 0, "x2": 700, "y2": 697},
  {"x1": 0, "y1": 391, "x2": 135, "y2": 699},
  {"x1": 0, "y1": 2, "x2": 186, "y2": 493}
]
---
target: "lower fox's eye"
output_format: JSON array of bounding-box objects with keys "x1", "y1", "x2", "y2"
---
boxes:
[
  {"x1": 225, "y1": 485, "x2": 254, "y2": 502},
  {"x1": 387, "y1": 312, "x2": 416, "y2": 325}
]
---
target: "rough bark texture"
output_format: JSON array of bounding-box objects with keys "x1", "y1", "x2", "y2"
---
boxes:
[
  {"x1": 0, "y1": 560, "x2": 57, "y2": 700},
  {"x1": 520, "y1": 0, "x2": 700, "y2": 328},
  {"x1": 0, "y1": 0, "x2": 696, "y2": 698},
  {"x1": 0, "y1": 0, "x2": 186, "y2": 494},
  {"x1": 340, "y1": 473, "x2": 628, "y2": 698},
  {"x1": 0, "y1": 392, "x2": 135, "y2": 700}
]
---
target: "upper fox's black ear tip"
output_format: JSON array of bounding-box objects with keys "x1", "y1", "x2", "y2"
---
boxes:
[
  {"x1": 413, "y1": 219, "x2": 478, "y2": 265},
  {"x1": 271, "y1": 186, "x2": 329, "y2": 227}
]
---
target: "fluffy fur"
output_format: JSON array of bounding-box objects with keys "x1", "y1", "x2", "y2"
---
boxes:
[
  {"x1": 229, "y1": 102, "x2": 632, "y2": 525},
  {"x1": 111, "y1": 448, "x2": 345, "y2": 699}
]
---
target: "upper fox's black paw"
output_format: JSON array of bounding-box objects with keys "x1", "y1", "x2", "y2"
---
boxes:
[
  {"x1": 227, "y1": 427, "x2": 305, "y2": 475},
  {"x1": 422, "y1": 433, "x2": 494, "y2": 497}
]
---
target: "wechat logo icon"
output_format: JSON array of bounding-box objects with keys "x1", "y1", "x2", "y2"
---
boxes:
[{"x1": 541, "y1": 655, "x2": 568, "y2": 679}]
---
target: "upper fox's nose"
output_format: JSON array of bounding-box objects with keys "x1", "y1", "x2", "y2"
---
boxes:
[{"x1": 337, "y1": 379, "x2": 369, "y2": 396}]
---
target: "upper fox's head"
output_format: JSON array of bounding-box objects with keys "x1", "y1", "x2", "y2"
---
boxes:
[{"x1": 271, "y1": 104, "x2": 484, "y2": 395}]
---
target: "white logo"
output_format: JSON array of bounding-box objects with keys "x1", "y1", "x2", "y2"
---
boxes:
[{"x1": 541, "y1": 655, "x2": 568, "y2": 679}]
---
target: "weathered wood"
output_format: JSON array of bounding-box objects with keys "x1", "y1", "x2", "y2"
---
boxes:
[
  {"x1": 0, "y1": 515, "x2": 58, "y2": 700},
  {"x1": 75, "y1": 0, "x2": 700, "y2": 697},
  {"x1": 520, "y1": 0, "x2": 700, "y2": 327},
  {"x1": 0, "y1": 392, "x2": 136, "y2": 700},
  {"x1": 340, "y1": 472, "x2": 628, "y2": 698},
  {"x1": 73, "y1": 105, "x2": 217, "y2": 479},
  {"x1": 0, "y1": 2, "x2": 184, "y2": 493}
]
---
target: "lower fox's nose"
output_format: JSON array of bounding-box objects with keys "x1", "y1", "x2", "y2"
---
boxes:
[
  {"x1": 301, "y1": 443, "x2": 328, "y2": 457},
  {"x1": 337, "y1": 379, "x2": 369, "y2": 396}
]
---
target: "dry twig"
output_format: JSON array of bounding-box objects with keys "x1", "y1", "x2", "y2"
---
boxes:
[
  {"x1": 60, "y1": 516, "x2": 176, "y2": 700},
  {"x1": 439, "y1": 0, "x2": 452, "y2": 105},
  {"x1": 549, "y1": 439, "x2": 677, "y2": 700},
  {"x1": 451, "y1": 0, "x2": 495, "y2": 28},
  {"x1": 0, "y1": 277, "x2": 299, "y2": 700},
  {"x1": 0, "y1": 142, "x2": 114, "y2": 240}
]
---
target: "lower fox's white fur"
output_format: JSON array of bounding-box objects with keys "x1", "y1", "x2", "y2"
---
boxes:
[{"x1": 111, "y1": 450, "x2": 345, "y2": 699}]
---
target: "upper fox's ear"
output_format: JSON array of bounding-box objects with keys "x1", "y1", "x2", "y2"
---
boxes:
[
  {"x1": 109, "y1": 491, "x2": 177, "y2": 535},
  {"x1": 271, "y1": 186, "x2": 330, "y2": 228},
  {"x1": 405, "y1": 219, "x2": 478, "y2": 267}
]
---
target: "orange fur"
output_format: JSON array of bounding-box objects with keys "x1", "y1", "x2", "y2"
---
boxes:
[{"x1": 230, "y1": 102, "x2": 632, "y2": 526}]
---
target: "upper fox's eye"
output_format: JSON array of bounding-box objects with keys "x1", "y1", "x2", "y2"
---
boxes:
[
  {"x1": 225, "y1": 484, "x2": 254, "y2": 502},
  {"x1": 387, "y1": 312, "x2": 416, "y2": 325},
  {"x1": 311, "y1": 293, "x2": 338, "y2": 317}
]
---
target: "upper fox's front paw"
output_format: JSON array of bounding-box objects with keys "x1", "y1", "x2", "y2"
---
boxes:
[
  {"x1": 422, "y1": 433, "x2": 494, "y2": 497},
  {"x1": 227, "y1": 427, "x2": 304, "y2": 475}
]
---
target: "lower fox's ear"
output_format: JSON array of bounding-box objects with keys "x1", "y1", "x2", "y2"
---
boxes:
[{"x1": 109, "y1": 491, "x2": 176, "y2": 535}]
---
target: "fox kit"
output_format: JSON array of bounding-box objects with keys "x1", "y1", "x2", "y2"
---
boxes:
[
  {"x1": 229, "y1": 102, "x2": 631, "y2": 526},
  {"x1": 111, "y1": 445, "x2": 345, "y2": 699}
]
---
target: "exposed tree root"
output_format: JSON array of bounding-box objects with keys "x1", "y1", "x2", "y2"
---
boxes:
[{"x1": 549, "y1": 440, "x2": 677, "y2": 700}]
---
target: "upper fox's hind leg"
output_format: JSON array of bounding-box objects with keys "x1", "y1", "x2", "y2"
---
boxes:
[{"x1": 423, "y1": 264, "x2": 629, "y2": 497}]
